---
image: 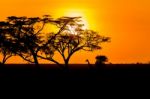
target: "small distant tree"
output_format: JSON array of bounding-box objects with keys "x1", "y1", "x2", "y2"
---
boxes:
[
  {"x1": 95, "y1": 55, "x2": 108, "y2": 67},
  {"x1": 39, "y1": 16, "x2": 110, "y2": 69}
]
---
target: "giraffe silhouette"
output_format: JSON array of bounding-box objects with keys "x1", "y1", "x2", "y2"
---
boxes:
[{"x1": 86, "y1": 59, "x2": 93, "y2": 69}]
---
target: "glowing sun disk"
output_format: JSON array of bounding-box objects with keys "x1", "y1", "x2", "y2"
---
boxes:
[{"x1": 63, "y1": 9, "x2": 89, "y2": 29}]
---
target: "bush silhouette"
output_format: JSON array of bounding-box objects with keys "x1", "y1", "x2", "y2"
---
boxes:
[{"x1": 95, "y1": 55, "x2": 108, "y2": 69}]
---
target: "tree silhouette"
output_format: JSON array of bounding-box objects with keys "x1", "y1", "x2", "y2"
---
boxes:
[
  {"x1": 0, "y1": 21, "x2": 16, "y2": 64},
  {"x1": 95, "y1": 55, "x2": 108, "y2": 68},
  {"x1": 39, "y1": 16, "x2": 110, "y2": 69},
  {"x1": 38, "y1": 17, "x2": 83, "y2": 68},
  {"x1": 0, "y1": 15, "x2": 110, "y2": 69},
  {"x1": 5, "y1": 15, "x2": 52, "y2": 66}
]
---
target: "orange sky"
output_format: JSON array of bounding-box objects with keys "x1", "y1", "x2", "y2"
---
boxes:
[{"x1": 0, "y1": 0, "x2": 150, "y2": 64}]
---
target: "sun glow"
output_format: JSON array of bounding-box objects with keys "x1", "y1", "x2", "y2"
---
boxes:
[
  {"x1": 54, "y1": 8, "x2": 94, "y2": 30},
  {"x1": 67, "y1": 25, "x2": 77, "y2": 34},
  {"x1": 64, "y1": 9, "x2": 89, "y2": 29},
  {"x1": 64, "y1": 10, "x2": 89, "y2": 29}
]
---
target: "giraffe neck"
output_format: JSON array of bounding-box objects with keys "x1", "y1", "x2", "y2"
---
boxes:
[{"x1": 87, "y1": 60, "x2": 90, "y2": 65}]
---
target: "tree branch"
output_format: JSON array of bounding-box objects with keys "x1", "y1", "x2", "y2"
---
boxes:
[
  {"x1": 36, "y1": 20, "x2": 70, "y2": 52},
  {"x1": 37, "y1": 55, "x2": 64, "y2": 68},
  {"x1": 18, "y1": 54, "x2": 34, "y2": 63},
  {"x1": 35, "y1": 22, "x2": 46, "y2": 35},
  {"x1": 3, "y1": 54, "x2": 13, "y2": 64}
]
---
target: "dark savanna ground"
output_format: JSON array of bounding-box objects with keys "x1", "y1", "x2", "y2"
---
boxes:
[{"x1": 1, "y1": 64, "x2": 150, "y2": 81}]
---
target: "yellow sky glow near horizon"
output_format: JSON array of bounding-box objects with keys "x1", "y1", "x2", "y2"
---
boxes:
[{"x1": 0, "y1": 0, "x2": 150, "y2": 64}]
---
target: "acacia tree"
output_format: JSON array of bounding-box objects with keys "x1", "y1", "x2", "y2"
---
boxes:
[
  {"x1": 39, "y1": 16, "x2": 110, "y2": 69},
  {"x1": 0, "y1": 16, "x2": 79, "y2": 66},
  {"x1": 0, "y1": 15, "x2": 110, "y2": 68},
  {"x1": 0, "y1": 21, "x2": 17, "y2": 64},
  {"x1": 5, "y1": 15, "x2": 52, "y2": 65},
  {"x1": 38, "y1": 17, "x2": 83, "y2": 68}
]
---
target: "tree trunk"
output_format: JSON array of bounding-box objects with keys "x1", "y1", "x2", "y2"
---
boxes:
[
  {"x1": 32, "y1": 51, "x2": 39, "y2": 69},
  {"x1": 2, "y1": 60, "x2": 6, "y2": 64},
  {"x1": 2, "y1": 58, "x2": 6, "y2": 64},
  {"x1": 64, "y1": 59, "x2": 69, "y2": 72},
  {"x1": 30, "y1": 48, "x2": 39, "y2": 66},
  {"x1": 33, "y1": 54, "x2": 40, "y2": 73},
  {"x1": 2, "y1": 54, "x2": 7, "y2": 64},
  {"x1": 33, "y1": 54, "x2": 39, "y2": 65},
  {"x1": 63, "y1": 54, "x2": 72, "y2": 71}
]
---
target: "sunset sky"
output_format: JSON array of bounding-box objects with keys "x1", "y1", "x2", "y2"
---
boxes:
[{"x1": 0, "y1": 0, "x2": 150, "y2": 64}]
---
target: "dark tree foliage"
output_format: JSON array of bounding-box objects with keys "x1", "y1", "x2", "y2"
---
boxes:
[
  {"x1": 0, "y1": 15, "x2": 53, "y2": 66},
  {"x1": 38, "y1": 17, "x2": 83, "y2": 68},
  {"x1": 0, "y1": 15, "x2": 110, "y2": 69},
  {"x1": 39, "y1": 16, "x2": 110, "y2": 69},
  {"x1": 95, "y1": 55, "x2": 108, "y2": 68},
  {"x1": 0, "y1": 21, "x2": 17, "y2": 64}
]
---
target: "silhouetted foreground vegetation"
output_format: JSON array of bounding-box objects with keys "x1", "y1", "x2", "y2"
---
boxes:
[
  {"x1": 1, "y1": 64, "x2": 150, "y2": 81},
  {"x1": 0, "y1": 15, "x2": 110, "y2": 69}
]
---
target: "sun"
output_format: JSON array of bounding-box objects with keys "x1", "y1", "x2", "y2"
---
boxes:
[
  {"x1": 51, "y1": 5, "x2": 98, "y2": 31},
  {"x1": 64, "y1": 9, "x2": 89, "y2": 29},
  {"x1": 54, "y1": 8, "x2": 90, "y2": 29}
]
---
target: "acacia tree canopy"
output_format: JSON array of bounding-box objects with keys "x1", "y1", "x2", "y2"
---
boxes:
[
  {"x1": 39, "y1": 16, "x2": 110, "y2": 69},
  {"x1": 0, "y1": 15, "x2": 53, "y2": 65},
  {"x1": 0, "y1": 21, "x2": 17, "y2": 64},
  {"x1": 0, "y1": 15, "x2": 110, "y2": 68}
]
